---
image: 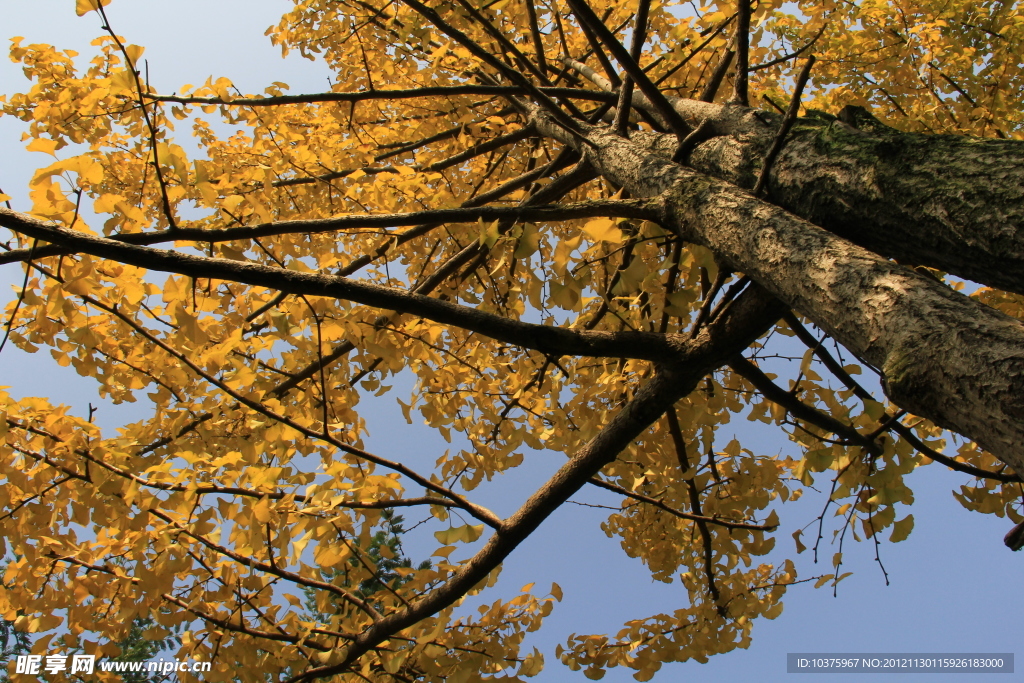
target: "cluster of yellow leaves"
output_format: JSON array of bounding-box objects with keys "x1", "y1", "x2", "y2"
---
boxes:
[
  {"x1": 557, "y1": 561, "x2": 795, "y2": 681},
  {"x1": 760, "y1": 0, "x2": 1024, "y2": 139},
  {"x1": 0, "y1": 380, "x2": 561, "y2": 680}
]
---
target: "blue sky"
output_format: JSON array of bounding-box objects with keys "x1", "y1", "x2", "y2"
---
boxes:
[{"x1": 0, "y1": 2, "x2": 1020, "y2": 681}]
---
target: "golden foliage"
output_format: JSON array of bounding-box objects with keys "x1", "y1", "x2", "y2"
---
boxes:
[{"x1": 0, "y1": 0, "x2": 1020, "y2": 681}]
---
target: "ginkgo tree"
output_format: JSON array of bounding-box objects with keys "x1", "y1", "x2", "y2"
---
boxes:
[{"x1": 0, "y1": 0, "x2": 1023, "y2": 680}]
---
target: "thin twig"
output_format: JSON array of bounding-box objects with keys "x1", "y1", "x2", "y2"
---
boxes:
[
  {"x1": 98, "y1": 5, "x2": 178, "y2": 230},
  {"x1": 0, "y1": 238, "x2": 36, "y2": 355},
  {"x1": 654, "y1": 13, "x2": 736, "y2": 87},
  {"x1": 749, "y1": 22, "x2": 829, "y2": 72}
]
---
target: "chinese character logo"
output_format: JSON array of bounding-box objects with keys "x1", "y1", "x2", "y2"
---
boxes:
[
  {"x1": 70, "y1": 654, "x2": 95, "y2": 674},
  {"x1": 14, "y1": 655, "x2": 41, "y2": 674}
]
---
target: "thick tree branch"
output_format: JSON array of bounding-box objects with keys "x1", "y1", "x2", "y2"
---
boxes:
[
  {"x1": 780, "y1": 313, "x2": 1020, "y2": 482},
  {"x1": 731, "y1": 0, "x2": 751, "y2": 106},
  {"x1": 524, "y1": 0, "x2": 549, "y2": 75},
  {"x1": 563, "y1": 56, "x2": 668, "y2": 130},
  {"x1": 571, "y1": 8, "x2": 622, "y2": 89},
  {"x1": 287, "y1": 284, "x2": 785, "y2": 683},
  {"x1": 699, "y1": 49, "x2": 734, "y2": 103},
  {"x1": 0, "y1": 208, "x2": 700, "y2": 365}
]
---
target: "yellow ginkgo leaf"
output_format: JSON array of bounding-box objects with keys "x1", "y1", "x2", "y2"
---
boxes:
[
  {"x1": 75, "y1": 0, "x2": 111, "y2": 16},
  {"x1": 582, "y1": 218, "x2": 624, "y2": 242},
  {"x1": 25, "y1": 138, "x2": 58, "y2": 156}
]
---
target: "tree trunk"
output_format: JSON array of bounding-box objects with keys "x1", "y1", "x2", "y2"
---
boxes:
[
  {"x1": 531, "y1": 106, "x2": 1024, "y2": 475},
  {"x1": 573, "y1": 74, "x2": 1024, "y2": 294},
  {"x1": 687, "y1": 105, "x2": 1024, "y2": 295},
  {"x1": 758, "y1": 113, "x2": 1024, "y2": 295}
]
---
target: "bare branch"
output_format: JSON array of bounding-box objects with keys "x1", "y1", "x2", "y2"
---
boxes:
[
  {"x1": 654, "y1": 13, "x2": 736, "y2": 87},
  {"x1": 267, "y1": 153, "x2": 588, "y2": 396},
  {"x1": 699, "y1": 49, "x2": 734, "y2": 102},
  {"x1": 729, "y1": 354, "x2": 878, "y2": 449},
  {"x1": 400, "y1": 0, "x2": 595, "y2": 144},
  {"x1": 731, "y1": 0, "x2": 751, "y2": 106},
  {"x1": 749, "y1": 22, "x2": 828, "y2": 71},
  {"x1": 274, "y1": 125, "x2": 538, "y2": 187},
  {"x1": 779, "y1": 313, "x2": 1021, "y2": 483},
  {"x1": 565, "y1": 0, "x2": 692, "y2": 139},
  {"x1": 525, "y1": 0, "x2": 549, "y2": 75}
]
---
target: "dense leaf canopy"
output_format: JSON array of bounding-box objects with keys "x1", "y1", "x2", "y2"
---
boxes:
[{"x1": 0, "y1": 0, "x2": 1022, "y2": 681}]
